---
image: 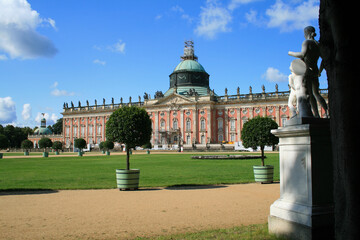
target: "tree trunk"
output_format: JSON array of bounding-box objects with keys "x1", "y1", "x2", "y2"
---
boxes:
[
  {"x1": 261, "y1": 146, "x2": 265, "y2": 166},
  {"x1": 319, "y1": 1, "x2": 359, "y2": 239},
  {"x1": 126, "y1": 145, "x2": 130, "y2": 170}
]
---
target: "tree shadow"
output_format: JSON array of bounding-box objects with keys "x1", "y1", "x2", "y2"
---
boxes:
[
  {"x1": 0, "y1": 189, "x2": 59, "y2": 196},
  {"x1": 165, "y1": 184, "x2": 228, "y2": 190}
]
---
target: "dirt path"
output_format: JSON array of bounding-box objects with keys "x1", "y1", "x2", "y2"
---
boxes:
[{"x1": 0, "y1": 184, "x2": 279, "y2": 240}]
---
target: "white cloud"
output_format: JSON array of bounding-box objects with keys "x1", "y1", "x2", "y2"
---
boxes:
[
  {"x1": 195, "y1": 0, "x2": 232, "y2": 39},
  {"x1": 262, "y1": 67, "x2": 288, "y2": 82},
  {"x1": 35, "y1": 112, "x2": 58, "y2": 125},
  {"x1": 0, "y1": 0, "x2": 57, "y2": 59},
  {"x1": 0, "y1": 97, "x2": 17, "y2": 124},
  {"x1": 22, "y1": 103, "x2": 32, "y2": 121},
  {"x1": 93, "y1": 59, "x2": 106, "y2": 66},
  {"x1": 228, "y1": 0, "x2": 261, "y2": 11},
  {"x1": 50, "y1": 82, "x2": 75, "y2": 97},
  {"x1": 266, "y1": 0, "x2": 319, "y2": 32},
  {"x1": 109, "y1": 40, "x2": 126, "y2": 54},
  {"x1": 0, "y1": 54, "x2": 7, "y2": 60}
]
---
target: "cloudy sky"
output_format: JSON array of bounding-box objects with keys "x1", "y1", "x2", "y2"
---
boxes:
[{"x1": 0, "y1": 0, "x2": 325, "y2": 127}]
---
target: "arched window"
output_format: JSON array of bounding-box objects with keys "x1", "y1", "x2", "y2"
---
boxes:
[
  {"x1": 173, "y1": 118, "x2": 178, "y2": 130},
  {"x1": 200, "y1": 118, "x2": 206, "y2": 131},
  {"x1": 218, "y1": 118, "x2": 223, "y2": 130},
  {"x1": 186, "y1": 118, "x2": 191, "y2": 131},
  {"x1": 230, "y1": 118, "x2": 235, "y2": 131},
  {"x1": 160, "y1": 119, "x2": 165, "y2": 130}
]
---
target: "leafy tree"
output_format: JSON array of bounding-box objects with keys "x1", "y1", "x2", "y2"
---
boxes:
[
  {"x1": 0, "y1": 134, "x2": 9, "y2": 150},
  {"x1": 52, "y1": 141, "x2": 63, "y2": 151},
  {"x1": 3, "y1": 125, "x2": 27, "y2": 148},
  {"x1": 74, "y1": 138, "x2": 86, "y2": 152},
  {"x1": 106, "y1": 106, "x2": 152, "y2": 170},
  {"x1": 38, "y1": 137, "x2": 53, "y2": 152},
  {"x1": 21, "y1": 139, "x2": 33, "y2": 151},
  {"x1": 103, "y1": 140, "x2": 114, "y2": 151},
  {"x1": 51, "y1": 118, "x2": 63, "y2": 134},
  {"x1": 241, "y1": 116, "x2": 279, "y2": 166}
]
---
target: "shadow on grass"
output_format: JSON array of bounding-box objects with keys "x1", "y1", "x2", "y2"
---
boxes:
[
  {"x1": 165, "y1": 184, "x2": 228, "y2": 190},
  {"x1": 0, "y1": 189, "x2": 59, "y2": 196}
]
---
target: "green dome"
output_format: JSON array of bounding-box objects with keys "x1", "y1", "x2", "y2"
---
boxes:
[
  {"x1": 34, "y1": 127, "x2": 52, "y2": 135},
  {"x1": 174, "y1": 60, "x2": 206, "y2": 72}
]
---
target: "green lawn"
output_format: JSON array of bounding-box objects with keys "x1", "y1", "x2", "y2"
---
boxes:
[
  {"x1": 0, "y1": 152, "x2": 279, "y2": 190},
  {"x1": 137, "y1": 223, "x2": 285, "y2": 240}
]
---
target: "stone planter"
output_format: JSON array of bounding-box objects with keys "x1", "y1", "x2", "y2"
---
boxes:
[
  {"x1": 43, "y1": 152, "x2": 49, "y2": 157},
  {"x1": 55, "y1": 151, "x2": 59, "y2": 155},
  {"x1": 253, "y1": 165, "x2": 274, "y2": 183},
  {"x1": 106, "y1": 151, "x2": 110, "y2": 156},
  {"x1": 0, "y1": 153, "x2": 3, "y2": 159},
  {"x1": 78, "y1": 151, "x2": 83, "y2": 157},
  {"x1": 116, "y1": 169, "x2": 140, "y2": 190},
  {"x1": 24, "y1": 151, "x2": 29, "y2": 156}
]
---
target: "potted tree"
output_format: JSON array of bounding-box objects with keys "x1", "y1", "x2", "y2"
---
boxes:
[
  {"x1": 99, "y1": 141, "x2": 105, "y2": 154},
  {"x1": 74, "y1": 138, "x2": 86, "y2": 156},
  {"x1": 241, "y1": 116, "x2": 279, "y2": 183},
  {"x1": 38, "y1": 137, "x2": 53, "y2": 157},
  {"x1": 106, "y1": 106, "x2": 152, "y2": 190},
  {"x1": 21, "y1": 139, "x2": 33, "y2": 156},
  {"x1": 52, "y1": 141, "x2": 63, "y2": 155},
  {"x1": 0, "y1": 134, "x2": 9, "y2": 159},
  {"x1": 103, "y1": 140, "x2": 114, "y2": 155}
]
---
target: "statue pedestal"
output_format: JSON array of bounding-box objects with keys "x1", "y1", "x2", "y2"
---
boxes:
[{"x1": 269, "y1": 118, "x2": 334, "y2": 240}]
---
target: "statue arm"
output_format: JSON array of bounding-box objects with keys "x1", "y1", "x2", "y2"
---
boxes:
[{"x1": 288, "y1": 40, "x2": 308, "y2": 59}]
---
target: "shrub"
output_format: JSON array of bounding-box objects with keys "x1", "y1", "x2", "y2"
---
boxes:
[
  {"x1": 52, "y1": 141, "x2": 63, "y2": 151},
  {"x1": 74, "y1": 138, "x2": 86, "y2": 151},
  {"x1": 38, "y1": 137, "x2": 53, "y2": 152}
]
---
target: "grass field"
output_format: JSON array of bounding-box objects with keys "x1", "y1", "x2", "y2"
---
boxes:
[
  {"x1": 137, "y1": 223, "x2": 285, "y2": 240},
  {"x1": 0, "y1": 152, "x2": 279, "y2": 190}
]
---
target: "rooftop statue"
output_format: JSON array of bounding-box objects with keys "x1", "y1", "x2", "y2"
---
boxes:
[{"x1": 288, "y1": 26, "x2": 328, "y2": 118}]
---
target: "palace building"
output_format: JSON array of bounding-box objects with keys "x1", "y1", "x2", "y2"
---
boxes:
[{"x1": 60, "y1": 41, "x2": 328, "y2": 150}]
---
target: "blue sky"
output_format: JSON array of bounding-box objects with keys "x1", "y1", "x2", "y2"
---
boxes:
[{"x1": 0, "y1": 0, "x2": 325, "y2": 128}]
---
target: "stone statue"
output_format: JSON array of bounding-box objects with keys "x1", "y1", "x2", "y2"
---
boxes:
[
  {"x1": 237, "y1": 87, "x2": 240, "y2": 95},
  {"x1": 95, "y1": 99, "x2": 97, "y2": 106},
  {"x1": 103, "y1": 98, "x2": 105, "y2": 105},
  {"x1": 288, "y1": 59, "x2": 314, "y2": 118},
  {"x1": 143, "y1": 92, "x2": 149, "y2": 100},
  {"x1": 288, "y1": 26, "x2": 328, "y2": 117},
  {"x1": 86, "y1": 100, "x2": 89, "y2": 106}
]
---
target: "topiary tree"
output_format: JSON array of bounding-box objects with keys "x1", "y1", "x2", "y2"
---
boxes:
[
  {"x1": 21, "y1": 139, "x2": 33, "y2": 153},
  {"x1": 106, "y1": 106, "x2": 152, "y2": 170},
  {"x1": 103, "y1": 140, "x2": 114, "y2": 152},
  {"x1": 241, "y1": 116, "x2": 279, "y2": 166},
  {"x1": 52, "y1": 141, "x2": 63, "y2": 154},
  {"x1": 74, "y1": 138, "x2": 86, "y2": 153},
  {"x1": 38, "y1": 137, "x2": 53, "y2": 152}
]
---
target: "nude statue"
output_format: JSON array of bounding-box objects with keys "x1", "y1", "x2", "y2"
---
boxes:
[
  {"x1": 288, "y1": 26, "x2": 328, "y2": 118},
  {"x1": 288, "y1": 59, "x2": 314, "y2": 118}
]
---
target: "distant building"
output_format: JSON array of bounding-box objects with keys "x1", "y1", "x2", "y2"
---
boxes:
[
  {"x1": 61, "y1": 41, "x2": 328, "y2": 149},
  {"x1": 28, "y1": 114, "x2": 62, "y2": 148}
]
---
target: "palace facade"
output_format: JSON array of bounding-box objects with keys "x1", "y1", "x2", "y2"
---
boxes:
[{"x1": 60, "y1": 41, "x2": 328, "y2": 149}]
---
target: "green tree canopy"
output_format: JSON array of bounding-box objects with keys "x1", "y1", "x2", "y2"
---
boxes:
[
  {"x1": 103, "y1": 140, "x2": 114, "y2": 151},
  {"x1": 241, "y1": 116, "x2": 279, "y2": 166},
  {"x1": 106, "y1": 106, "x2": 152, "y2": 170},
  {"x1": 52, "y1": 141, "x2": 63, "y2": 151},
  {"x1": 38, "y1": 137, "x2": 53, "y2": 151},
  {"x1": 0, "y1": 134, "x2": 9, "y2": 150},
  {"x1": 3, "y1": 125, "x2": 27, "y2": 148},
  {"x1": 74, "y1": 138, "x2": 86, "y2": 150},
  {"x1": 51, "y1": 118, "x2": 63, "y2": 134},
  {"x1": 21, "y1": 139, "x2": 33, "y2": 150}
]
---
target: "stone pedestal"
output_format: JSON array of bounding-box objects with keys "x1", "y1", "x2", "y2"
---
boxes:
[{"x1": 268, "y1": 118, "x2": 334, "y2": 240}]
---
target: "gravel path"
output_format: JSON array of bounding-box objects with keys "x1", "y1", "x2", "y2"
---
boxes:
[{"x1": 0, "y1": 183, "x2": 279, "y2": 240}]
